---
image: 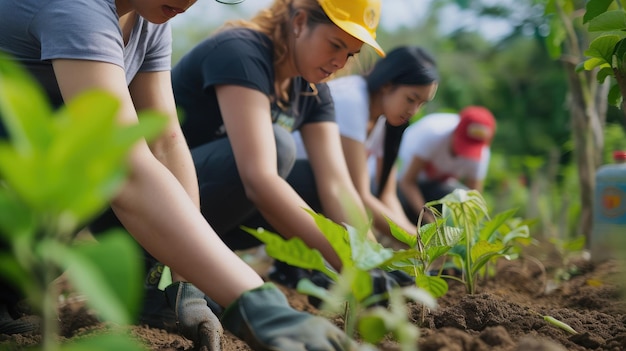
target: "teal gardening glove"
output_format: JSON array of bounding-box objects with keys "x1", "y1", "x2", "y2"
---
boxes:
[
  {"x1": 220, "y1": 282, "x2": 356, "y2": 351},
  {"x1": 165, "y1": 282, "x2": 223, "y2": 350}
]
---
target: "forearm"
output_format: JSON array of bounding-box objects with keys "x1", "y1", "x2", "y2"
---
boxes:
[
  {"x1": 149, "y1": 128, "x2": 200, "y2": 282},
  {"x1": 112, "y1": 144, "x2": 263, "y2": 306},
  {"x1": 318, "y1": 182, "x2": 377, "y2": 243},
  {"x1": 245, "y1": 176, "x2": 343, "y2": 270},
  {"x1": 151, "y1": 128, "x2": 200, "y2": 208},
  {"x1": 362, "y1": 194, "x2": 417, "y2": 236}
]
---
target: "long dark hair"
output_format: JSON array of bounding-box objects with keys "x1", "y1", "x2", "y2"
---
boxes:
[{"x1": 365, "y1": 46, "x2": 439, "y2": 196}]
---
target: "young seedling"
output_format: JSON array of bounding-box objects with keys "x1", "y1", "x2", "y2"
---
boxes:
[
  {"x1": 425, "y1": 189, "x2": 531, "y2": 294},
  {"x1": 387, "y1": 189, "x2": 530, "y2": 296},
  {"x1": 0, "y1": 54, "x2": 166, "y2": 351},
  {"x1": 543, "y1": 315, "x2": 578, "y2": 335},
  {"x1": 385, "y1": 216, "x2": 462, "y2": 298}
]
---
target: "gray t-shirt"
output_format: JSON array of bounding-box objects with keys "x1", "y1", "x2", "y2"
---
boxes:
[{"x1": 0, "y1": 0, "x2": 172, "y2": 108}]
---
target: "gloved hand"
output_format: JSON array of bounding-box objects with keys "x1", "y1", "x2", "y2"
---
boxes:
[
  {"x1": 308, "y1": 269, "x2": 415, "y2": 308},
  {"x1": 165, "y1": 282, "x2": 223, "y2": 350},
  {"x1": 220, "y1": 282, "x2": 356, "y2": 351}
]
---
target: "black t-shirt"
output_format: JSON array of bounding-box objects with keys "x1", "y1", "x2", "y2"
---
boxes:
[{"x1": 172, "y1": 27, "x2": 335, "y2": 148}]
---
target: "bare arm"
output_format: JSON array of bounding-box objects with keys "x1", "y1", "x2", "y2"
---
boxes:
[
  {"x1": 377, "y1": 164, "x2": 417, "y2": 232},
  {"x1": 129, "y1": 71, "x2": 199, "y2": 282},
  {"x1": 129, "y1": 71, "x2": 199, "y2": 206},
  {"x1": 52, "y1": 59, "x2": 264, "y2": 306},
  {"x1": 300, "y1": 123, "x2": 376, "y2": 242},
  {"x1": 340, "y1": 135, "x2": 417, "y2": 236},
  {"x1": 215, "y1": 85, "x2": 343, "y2": 269}
]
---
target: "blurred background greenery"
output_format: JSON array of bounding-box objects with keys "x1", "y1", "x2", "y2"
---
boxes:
[{"x1": 171, "y1": 0, "x2": 626, "y2": 243}]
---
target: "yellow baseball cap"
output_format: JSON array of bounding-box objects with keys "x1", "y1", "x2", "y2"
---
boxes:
[{"x1": 317, "y1": 0, "x2": 385, "y2": 57}]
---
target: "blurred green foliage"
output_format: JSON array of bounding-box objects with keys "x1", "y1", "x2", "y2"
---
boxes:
[{"x1": 0, "y1": 53, "x2": 167, "y2": 351}]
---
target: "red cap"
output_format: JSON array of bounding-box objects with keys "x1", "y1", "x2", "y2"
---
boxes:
[
  {"x1": 613, "y1": 150, "x2": 626, "y2": 161},
  {"x1": 452, "y1": 106, "x2": 496, "y2": 161}
]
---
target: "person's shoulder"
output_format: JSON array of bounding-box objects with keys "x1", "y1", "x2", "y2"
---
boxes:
[
  {"x1": 328, "y1": 74, "x2": 366, "y2": 88},
  {"x1": 404, "y1": 113, "x2": 457, "y2": 140},
  {"x1": 31, "y1": 0, "x2": 115, "y2": 24},
  {"x1": 419, "y1": 112, "x2": 459, "y2": 123},
  {"x1": 212, "y1": 27, "x2": 272, "y2": 49},
  {"x1": 328, "y1": 74, "x2": 367, "y2": 92},
  {"x1": 327, "y1": 75, "x2": 367, "y2": 102}
]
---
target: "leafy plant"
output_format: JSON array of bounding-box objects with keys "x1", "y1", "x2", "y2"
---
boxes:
[
  {"x1": 242, "y1": 209, "x2": 437, "y2": 350},
  {"x1": 548, "y1": 235, "x2": 587, "y2": 283},
  {"x1": 385, "y1": 217, "x2": 462, "y2": 299},
  {"x1": 583, "y1": 0, "x2": 626, "y2": 110},
  {"x1": 389, "y1": 189, "x2": 531, "y2": 295},
  {"x1": 0, "y1": 54, "x2": 167, "y2": 351},
  {"x1": 433, "y1": 189, "x2": 531, "y2": 294}
]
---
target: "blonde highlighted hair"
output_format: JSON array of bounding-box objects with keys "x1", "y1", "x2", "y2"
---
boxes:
[{"x1": 221, "y1": 0, "x2": 333, "y2": 67}]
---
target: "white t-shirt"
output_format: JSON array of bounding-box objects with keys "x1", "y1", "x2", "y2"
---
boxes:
[
  {"x1": 293, "y1": 75, "x2": 384, "y2": 175},
  {"x1": 396, "y1": 113, "x2": 490, "y2": 182}
]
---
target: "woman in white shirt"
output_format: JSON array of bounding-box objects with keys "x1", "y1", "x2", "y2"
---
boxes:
[{"x1": 292, "y1": 46, "x2": 439, "y2": 242}]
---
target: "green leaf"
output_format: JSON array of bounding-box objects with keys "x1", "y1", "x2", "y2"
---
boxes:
[
  {"x1": 304, "y1": 209, "x2": 353, "y2": 266},
  {"x1": 425, "y1": 225, "x2": 463, "y2": 248},
  {"x1": 41, "y1": 231, "x2": 143, "y2": 324},
  {"x1": 296, "y1": 278, "x2": 334, "y2": 305},
  {"x1": 0, "y1": 190, "x2": 36, "y2": 242},
  {"x1": 414, "y1": 275, "x2": 448, "y2": 298},
  {"x1": 469, "y1": 241, "x2": 505, "y2": 276},
  {"x1": 424, "y1": 245, "x2": 454, "y2": 265},
  {"x1": 357, "y1": 314, "x2": 388, "y2": 343},
  {"x1": 346, "y1": 224, "x2": 394, "y2": 271},
  {"x1": 585, "y1": 33, "x2": 626, "y2": 66},
  {"x1": 595, "y1": 66, "x2": 614, "y2": 82},
  {"x1": 351, "y1": 269, "x2": 374, "y2": 302},
  {"x1": 0, "y1": 53, "x2": 53, "y2": 154},
  {"x1": 387, "y1": 217, "x2": 416, "y2": 247},
  {"x1": 501, "y1": 224, "x2": 530, "y2": 244},
  {"x1": 0, "y1": 88, "x2": 167, "y2": 227},
  {"x1": 478, "y1": 208, "x2": 516, "y2": 242},
  {"x1": 583, "y1": 0, "x2": 616, "y2": 24},
  {"x1": 587, "y1": 10, "x2": 626, "y2": 32},
  {"x1": 241, "y1": 226, "x2": 334, "y2": 277}
]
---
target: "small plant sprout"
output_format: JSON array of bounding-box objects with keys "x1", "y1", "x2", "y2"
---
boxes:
[
  {"x1": 543, "y1": 315, "x2": 578, "y2": 335},
  {"x1": 358, "y1": 286, "x2": 437, "y2": 351},
  {"x1": 388, "y1": 189, "x2": 531, "y2": 296},
  {"x1": 0, "y1": 54, "x2": 167, "y2": 351},
  {"x1": 385, "y1": 215, "x2": 463, "y2": 299},
  {"x1": 428, "y1": 189, "x2": 531, "y2": 294}
]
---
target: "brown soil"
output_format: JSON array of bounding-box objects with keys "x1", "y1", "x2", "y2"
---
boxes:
[{"x1": 1, "y1": 242, "x2": 625, "y2": 351}]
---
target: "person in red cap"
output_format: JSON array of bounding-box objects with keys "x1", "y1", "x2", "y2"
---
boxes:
[
  {"x1": 396, "y1": 106, "x2": 496, "y2": 223},
  {"x1": 0, "y1": 0, "x2": 360, "y2": 349}
]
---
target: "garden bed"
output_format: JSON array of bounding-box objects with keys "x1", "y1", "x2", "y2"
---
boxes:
[{"x1": 1, "y1": 242, "x2": 625, "y2": 351}]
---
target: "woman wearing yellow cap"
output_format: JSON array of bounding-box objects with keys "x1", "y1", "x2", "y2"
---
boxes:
[
  {"x1": 0, "y1": 0, "x2": 359, "y2": 349},
  {"x1": 172, "y1": 0, "x2": 413, "y2": 296}
]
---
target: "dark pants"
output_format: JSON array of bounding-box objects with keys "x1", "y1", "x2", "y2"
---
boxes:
[
  {"x1": 192, "y1": 124, "x2": 322, "y2": 250},
  {"x1": 91, "y1": 124, "x2": 322, "y2": 255},
  {"x1": 398, "y1": 179, "x2": 467, "y2": 224}
]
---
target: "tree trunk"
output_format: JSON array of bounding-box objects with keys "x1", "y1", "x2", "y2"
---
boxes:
[{"x1": 562, "y1": 61, "x2": 605, "y2": 246}]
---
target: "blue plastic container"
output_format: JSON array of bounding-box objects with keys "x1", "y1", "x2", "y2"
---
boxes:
[{"x1": 590, "y1": 150, "x2": 626, "y2": 261}]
